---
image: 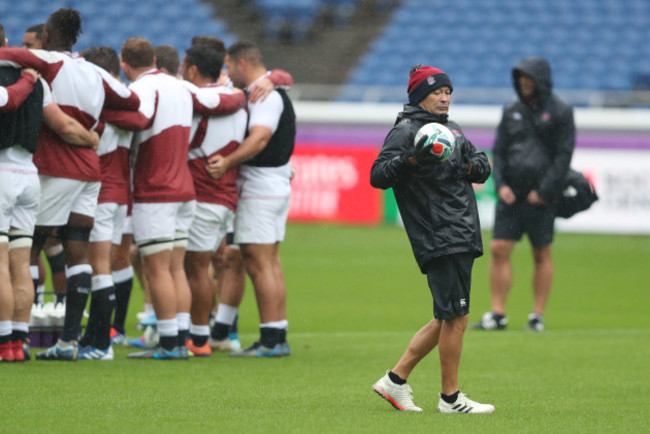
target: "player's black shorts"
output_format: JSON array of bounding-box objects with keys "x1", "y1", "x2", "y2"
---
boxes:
[
  {"x1": 493, "y1": 200, "x2": 556, "y2": 248},
  {"x1": 424, "y1": 253, "x2": 474, "y2": 320}
]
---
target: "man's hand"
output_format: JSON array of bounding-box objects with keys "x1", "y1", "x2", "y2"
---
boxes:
[
  {"x1": 527, "y1": 190, "x2": 547, "y2": 206},
  {"x1": 206, "y1": 154, "x2": 228, "y2": 180},
  {"x1": 248, "y1": 77, "x2": 274, "y2": 103},
  {"x1": 498, "y1": 186, "x2": 517, "y2": 205},
  {"x1": 22, "y1": 68, "x2": 40, "y2": 81},
  {"x1": 88, "y1": 131, "x2": 100, "y2": 151},
  {"x1": 407, "y1": 135, "x2": 434, "y2": 166}
]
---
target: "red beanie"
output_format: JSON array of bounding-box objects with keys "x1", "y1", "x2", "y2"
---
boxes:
[{"x1": 407, "y1": 65, "x2": 453, "y2": 105}]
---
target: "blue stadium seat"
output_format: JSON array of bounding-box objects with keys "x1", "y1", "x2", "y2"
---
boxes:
[{"x1": 344, "y1": 0, "x2": 650, "y2": 97}]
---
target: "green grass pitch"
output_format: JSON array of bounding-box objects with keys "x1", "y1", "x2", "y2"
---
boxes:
[{"x1": 1, "y1": 224, "x2": 648, "y2": 433}]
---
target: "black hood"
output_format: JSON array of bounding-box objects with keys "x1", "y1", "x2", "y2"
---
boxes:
[{"x1": 512, "y1": 56, "x2": 553, "y2": 102}]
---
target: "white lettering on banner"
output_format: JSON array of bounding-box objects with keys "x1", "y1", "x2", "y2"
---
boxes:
[
  {"x1": 291, "y1": 154, "x2": 358, "y2": 189},
  {"x1": 289, "y1": 154, "x2": 359, "y2": 218},
  {"x1": 290, "y1": 190, "x2": 340, "y2": 217}
]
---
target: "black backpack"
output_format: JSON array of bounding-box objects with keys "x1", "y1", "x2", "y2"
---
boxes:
[{"x1": 557, "y1": 169, "x2": 598, "y2": 218}]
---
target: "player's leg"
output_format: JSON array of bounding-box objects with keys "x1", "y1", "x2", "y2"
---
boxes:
[
  {"x1": 185, "y1": 250, "x2": 213, "y2": 355},
  {"x1": 438, "y1": 315, "x2": 468, "y2": 395},
  {"x1": 525, "y1": 205, "x2": 556, "y2": 332},
  {"x1": 184, "y1": 201, "x2": 219, "y2": 355},
  {"x1": 435, "y1": 254, "x2": 494, "y2": 414},
  {"x1": 170, "y1": 201, "x2": 195, "y2": 354},
  {"x1": 371, "y1": 318, "x2": 439, "y2": 412},
  {"x1": 171, "y1": 241, "x2": 191, "y2": 352},
  {"x1": 79, "y1": 202, "x2": 123, "y2": 358},
  {"x1": 44, "y1": 237, "x2": 66, "y2": 303},
  {"x1": 238, "y1": 242, "x2": 284, "y2": 349},
  {"x1": 0, "y1": 239, "x2": 14, "y2": 362},
  {"x1": 130, "y1": 243, "x2": 153, "y2": 319},
  {"x1": 128, "y1": 202, "x2": 184, "y2": 359},
  {"x1": 489, "y1": 239, "x2": 515, "y2": 315},
  {"x1": 5, "y1": 172, "x2": 40, "y2": 362},
  {"x1": 229, "y1": 194, "x2": 289, "y2": 357},
  {"x1": 44, "y1": 237, "x2": 67, "y2": 305},
  {"x1": 9, "y1": 242, "x2": 33, "y2": 362},
  {"x1": 36, "y1": 179, "x2": 100, "y2": 360},
  {"x1": 270, "y1": 242, "x2": 290, "y2": 354},
  {"x1": 59, "y1": 213, "x2": 94, "y2": 344},
  {"x1": 110, "y1": 228, "x2": 133, "y2": 344},
  {"x1": 210, "y1": 240, "x2": 245, "y2": 351}
]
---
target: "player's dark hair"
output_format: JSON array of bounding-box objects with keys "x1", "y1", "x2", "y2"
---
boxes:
[
  {"x1": 191, "y1": 35, "x2": 225, "y2": 54},
  {"x1": 27, "y1": 23, "x2": 45, "y2": 38},
  {"x1": 153, "y1": 44, "x2": 179, "y2": 75},
  {"x1": 82, "y1": 46, "x2": 120, "y2": 76},
  {"x1": 185, "y1": 44, "x2": 223, "y2": 81},
  {"x1": 0, "y1": 22, "x2": 5, "y2": 47},
  {"x1": 46, "y1": 8, "x2": 82, "y2": 50},
  {"x1": 227, "y1": 40, "x2": 263, "y2": 66},
  {"x1": 121, "y1": 37, "x2": 154, "y2": 69}
]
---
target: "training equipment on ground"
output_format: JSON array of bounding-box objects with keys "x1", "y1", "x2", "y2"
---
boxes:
[
  {"x1": 372, "y1": 372, "x2": 423, "y2": 412},
  {"x1": 413, "y1": 122, "x2": 456, "y2": 162}
]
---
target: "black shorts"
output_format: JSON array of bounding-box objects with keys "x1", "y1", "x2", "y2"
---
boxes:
[
  {"x1": 425, "y1": 253, "x2": 474, "y2": 320},
  {"x1": 493, "y1": 200, "x2": 556, "y2": 248}
]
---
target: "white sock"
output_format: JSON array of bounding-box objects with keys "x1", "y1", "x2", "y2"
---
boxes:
[
  {"x1": 0, "y1": 320, "x2": 12, "y2": 338},
  {"x1": 215, "y1": 303, "x2": 238, "y2": 326},
  {"x1": 176, "y1": 312, "x2": 190, "y2": 331},
  {"x1": 190, "y1": 324, "x2": 210, "y2": 337},
  {"x1": 157, "y1": 318, "x2": 178, "y2": 337}
]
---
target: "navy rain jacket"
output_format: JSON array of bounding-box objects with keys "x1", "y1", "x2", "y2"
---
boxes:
[
  {"x1": 492, "y1": 57, "x2": 575, "y2": 201},
  {"x1": 370, "y1": 104, "x2": 491, "y2": 273}
]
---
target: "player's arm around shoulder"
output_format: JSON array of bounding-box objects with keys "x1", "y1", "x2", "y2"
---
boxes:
[{"x1": 189, "y1": 83, "x2": 246, "y2": 116}]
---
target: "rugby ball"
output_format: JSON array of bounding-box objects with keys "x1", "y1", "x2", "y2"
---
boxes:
[{"x1": 414, "y1": 122, "x2": 456, "y2": 162}]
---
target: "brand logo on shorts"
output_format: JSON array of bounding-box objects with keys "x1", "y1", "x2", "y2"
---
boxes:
[{"x1": 460, "y1": 299, "x2": 467, "y2": 307}]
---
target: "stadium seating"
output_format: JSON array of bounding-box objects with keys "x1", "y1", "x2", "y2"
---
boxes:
[
  {"x1": 2, "y1": 0, "x2": 237, "y2": 63},
  {"x1": 343, "y1": 0, "x2": 650, "y2": 101},
  {"x1": 252, "y1": 0, "x2": 360, "y2": 41}
]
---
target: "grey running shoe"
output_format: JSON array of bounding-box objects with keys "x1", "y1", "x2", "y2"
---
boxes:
[
  {"x1": 471, "y1": 312, "x2": 508, "y2": 330},
  {"x1": 230, "y1": 342, "x2": 283, "y2": 358}
]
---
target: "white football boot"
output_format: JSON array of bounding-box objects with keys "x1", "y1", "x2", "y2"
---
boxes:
[
  {"x1": 437, "y1": 392, "x2": 495, "y2": 414},
  {"x1": 372, "y1": 372, "x2": 423, "y2": 412}
]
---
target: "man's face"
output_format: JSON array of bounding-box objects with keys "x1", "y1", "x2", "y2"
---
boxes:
[
  {"x1": 181, "y1": 57, "x2": 191, "y2": 82},
  {"x1": 519, "y1": 74, "x2": 536, "y2": 98},
  {"x1": 224, "y1": 55, "x2": 245, "y2": 89},
  {"x1": 419, "y1": 87, "x2": 451, "y2": 115},
  {"x1": 23, "y1": 31, "x2": 42, "y2": 49}
]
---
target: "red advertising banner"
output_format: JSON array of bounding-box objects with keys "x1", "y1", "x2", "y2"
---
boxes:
[{"x1": 288, "y1": 144, "x2": 382, "y2": 224}]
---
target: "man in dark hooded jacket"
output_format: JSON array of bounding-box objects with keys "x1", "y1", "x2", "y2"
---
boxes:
[
  {"x1": 370, "y1": 65, "x2": 493, "y2": 413},
  {"x1": 473, "y1": 57, "x2": 575, "y2": 332}
]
